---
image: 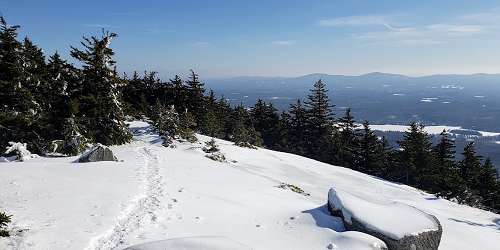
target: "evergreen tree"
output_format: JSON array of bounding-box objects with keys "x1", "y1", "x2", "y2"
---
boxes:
[
  {"x1": 336, "y1": 108, "x2": 359, "y2": 168},
  {"x1": 0, "y1": 17, "x2": 40, "y2": 152},
  {"x1": 70, "y1": 30, "x2": 131, "y2": 145},
  {"x1": 397, "y1": 122, "x2": 436, "y2": 189},
  {"x1": 21, "y1": 37, "x2": 46, "y2": 107},
  {"x1": 288, "y1": 99, "x2": 308, "y2": 155},
  {"x1": 230, "y1": 104, "x2": 262, "y2": 148},
  {"x1": 251, "y1": 99, "x2": 280, "y2": 148},
  {"x1": 152, "y1": 102, "x2": 179, "y2": 146},
  {"x1": 304, "y1": 79, "x2": 334, "y2": 159},
  {"x1": 184, "y1": 70, "x2": 205, "y2": 124},
  {"x1": 458, "y1": 143, "x2": 485, "y2": 206},
  {"x1": 200, "y1": 90, "x2": 223, "y2": 137},
  {"x1": 475, "y1": 158, "x2": 499, "y2": 209},
  {"x1": 178, "y1": 110, "x2": 198, "y2": 143},
  {"x1": 459, "y1": 142, "x2": 482, "y2": 184},
  {"x1": 169, "y1": 75, "x2": 187, "y2": 112},
  {"x1": 41, "y1": 52, "x2": 80, "y2": 142},
  {"x1": 432, "y1": 130, "x2": 465, "y2": 199},
  {"x1": 354, "y1": 120, "x2": 382, "y2": 174}
]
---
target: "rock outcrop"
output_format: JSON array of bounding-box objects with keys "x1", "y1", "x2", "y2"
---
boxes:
[
  {"x1": 77, "y1": 144, "x2": 118, "y2": 162},
  {"x1": 327, "y1": 188, "x2": 442, "y2": 250}
]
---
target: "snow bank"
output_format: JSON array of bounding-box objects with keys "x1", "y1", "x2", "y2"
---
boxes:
[
  {"x1": 123, "y1": 236, "x2": 251, "y2": 250},
  {"x1": 328, "y1": 189, "x2": 439, "y2": 240}
]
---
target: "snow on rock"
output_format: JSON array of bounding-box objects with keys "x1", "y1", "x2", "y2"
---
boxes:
[
  {"x1": 1, "y1": 142, "x2": 38, "y2": 162},
  {"x1": 77, "y1": 144, "x2": 118, "y2": 163},
  {"x1": 328, "y1": 188, "x2": 442, "y2": 250}
]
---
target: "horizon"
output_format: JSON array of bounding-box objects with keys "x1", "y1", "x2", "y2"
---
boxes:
[{"x1": 3, "y1": 0, "x2": 500, "y2": 77}]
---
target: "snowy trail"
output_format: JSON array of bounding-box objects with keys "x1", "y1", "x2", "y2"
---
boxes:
[{"x1": 85, "y1": 146, "x2": 165, "y2": 250}]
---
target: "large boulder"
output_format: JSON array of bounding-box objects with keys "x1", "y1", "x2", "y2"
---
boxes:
[
  {"x1": 77, "y1": 144, "x2": 118, "y2": 163},
  {"x1": 327, "y1": 188, "x2": 442, "y2": 250}
]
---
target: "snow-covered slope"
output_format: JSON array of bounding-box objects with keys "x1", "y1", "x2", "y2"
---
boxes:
[{"x1": 1, "y1": 121, "x2": 499, "y2": 249}]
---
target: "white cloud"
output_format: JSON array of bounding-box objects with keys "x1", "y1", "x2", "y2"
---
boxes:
[
  {"x1": 427, "y1": 24, "x2": 484, "y2": 34},
  {"x1": 322, "y1": 12, "x2": 498, "y2": 46},
  {"x1": 318, "y1": 15, "x2": 387, "y2": 27},
  {"x1": 271, "y1": 40, "x2": 296, "y2": 46}
]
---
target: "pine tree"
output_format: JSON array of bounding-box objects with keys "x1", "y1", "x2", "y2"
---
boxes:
[
  {"x1": 200, "y1": 90, "x2": 223, "y2": 137},
  {"x1": 169, "y1": 75, "x2": 187, "y2": 112},
  {"x1": 459, "y1": 142, "x2": 482, "y2": 184},
  {"x1": 41, "y1": 52, "x2": 80, "y2": 143},
  {"x1": 251, "y1": 99, "x2": 280, "y2": 148},
  {"x1": 230, "y1": 104, "x2": 262, "y2": 148},
  {"x1": 432, "y1": 130, "x2": 465, "y2": 198},
  {"x1": 178, "y1": 110, "x2": 197, "y2": 143},
  {"x1": 185, "y1": 70, "x2": 205, "y2": 124},
  {"x1": 458, "y1": 142, "x2": 485, "y2": 206},
  {"x1": 397, "y1": 122, "x2": 436, "y2": 188},
  {"x1": 0, "y1": 17, "x2": 40, "y2": 152},
  {"x1": 336, "y1": 108, "x2": 359, "y2": 168},
  {"x1": 21, "y1": 37, "x2": 46, "y2": 108},
  {"x1": 70, "y1": 30, "x2": 131, "y2": 145},
  {"x1": 304, "y1": 79, "x2": 334, "y2": 159},
  {"x1": 475, "y1": 158, "x2": 499, "y2": 210},
  {"x1": 288, "y1": 99, "x2": 308, "y2": 155},
  {"x1": 354, "y1": 120, "x2": 382, "y2": 174},
  {"x1": 61, "y1": 116, "x2": 87, "y2": 155}
]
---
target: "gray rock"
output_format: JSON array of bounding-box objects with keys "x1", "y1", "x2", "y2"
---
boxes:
[
  {"x1": 77, "y1": 144, "x2": 118, "y2": 162},
  {"x1": 327, "y1": 189, "x2": 442, "y2": 250}
]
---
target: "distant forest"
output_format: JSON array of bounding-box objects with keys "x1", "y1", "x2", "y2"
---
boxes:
[{"x1": 1, "y1": 16, "x2": 499, "y2": 213}]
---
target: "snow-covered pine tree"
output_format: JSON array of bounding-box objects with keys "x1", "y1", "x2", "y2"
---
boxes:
[
  {"x1": 0, "y1": 17, "x2": 40, "y2": 152},
  {"x1": 61, "y1": 116, "x2": 88, "y2": 155},
  {"x1": 40, "y1": 52, "x2": 81, "y2": 145},
  {"x1": 70, "y1": 30, "x2": 131, "y2": 145},
  {"x1": 152, "y1": 102, "x2": 179, "y2": 146},
  {"x1": 178, "y1": 110, "x2": 197, "y2": 143}
]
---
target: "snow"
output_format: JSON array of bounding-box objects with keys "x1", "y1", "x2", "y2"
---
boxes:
[
  {"x1": 1, "y1": 121, "x2": 499, "y2": 250},
  {"x1": 2, "y1": 142, "x2": 38, "y2": 162},
  {"x1": 369, "y1": 124, "x2": 500, "y2": 137},
  {"x1": 328, "y1": 189, "x2": 439, "y2": 239}
]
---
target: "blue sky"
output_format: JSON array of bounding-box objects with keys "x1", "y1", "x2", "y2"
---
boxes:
[{"x1": 3, "y1": 0, "x2": 500, "y2": 77}]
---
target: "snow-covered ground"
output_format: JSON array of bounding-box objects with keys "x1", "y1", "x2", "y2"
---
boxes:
[{"x1": 1, "y1": 121, "x2": 499, "y2": 249}]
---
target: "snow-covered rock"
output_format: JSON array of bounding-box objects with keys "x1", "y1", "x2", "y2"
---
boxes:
[
  {"x1": 77, "y1": 144, "x2": 118, "y2": 162},
  {"x1": 2, "y1": 142, "x2": 38, "y2": 162},
  {"x1": 328, "y1": 188, "x2": 442, "y2": 250}
]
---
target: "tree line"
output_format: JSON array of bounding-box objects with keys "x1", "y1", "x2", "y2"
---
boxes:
[{"x1": 1, "y1": 16, "x2": 499, "y2": 216}]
